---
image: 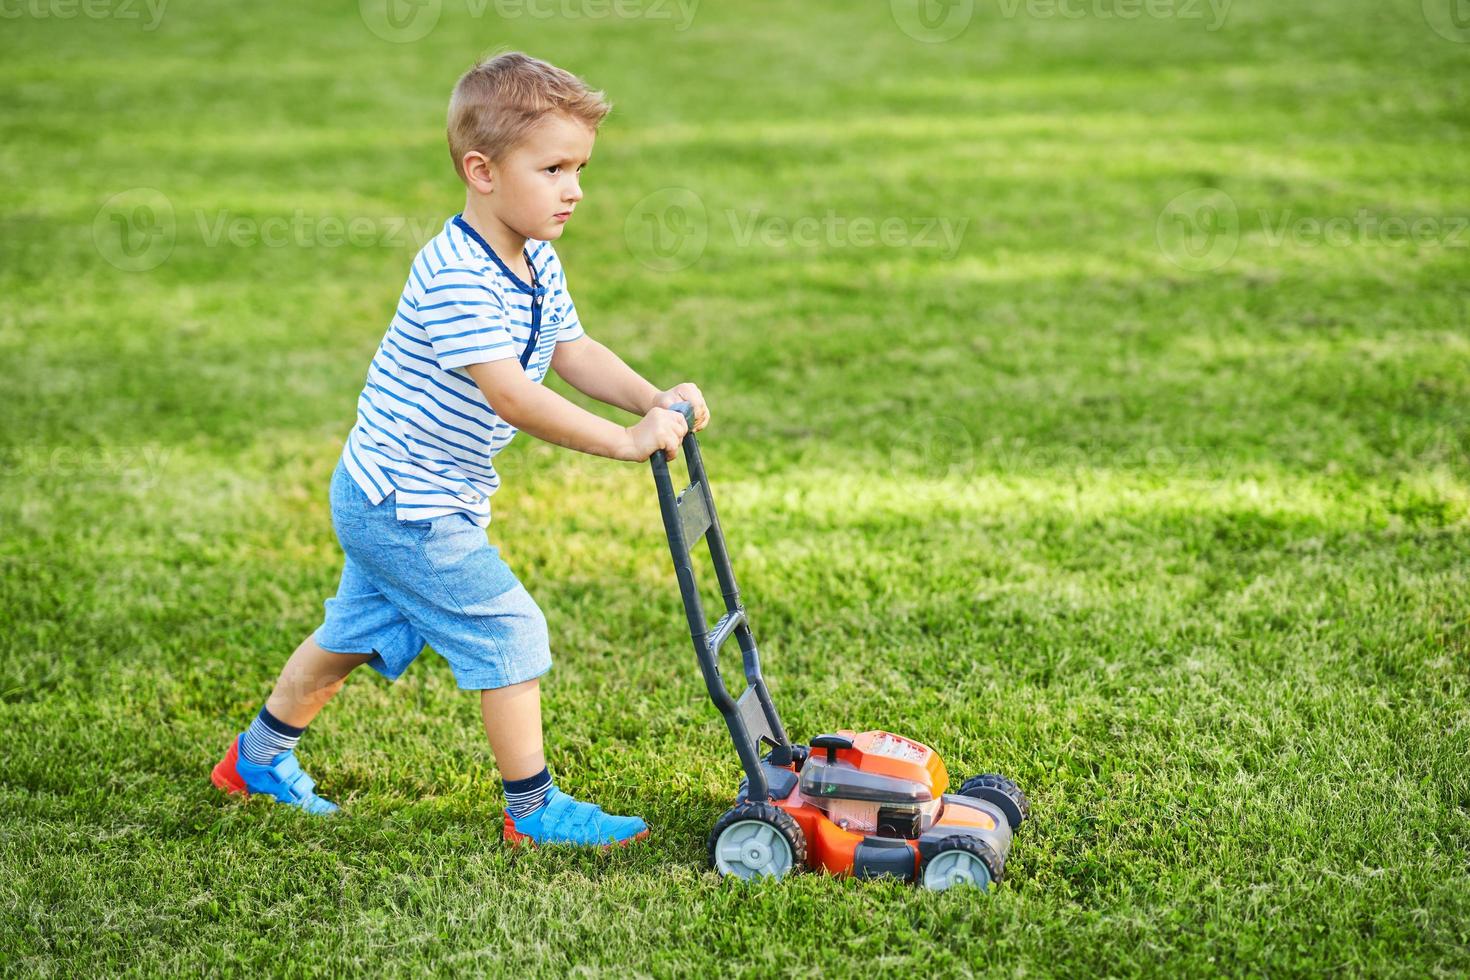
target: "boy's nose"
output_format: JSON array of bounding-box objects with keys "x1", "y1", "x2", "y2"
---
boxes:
[{"x1": 564, "y1": 180, "x2": 583, "y2": 204}]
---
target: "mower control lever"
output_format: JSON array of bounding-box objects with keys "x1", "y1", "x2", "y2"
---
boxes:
[{"x1": 809, "y1": 733, "x2": 855, "y2": 764}]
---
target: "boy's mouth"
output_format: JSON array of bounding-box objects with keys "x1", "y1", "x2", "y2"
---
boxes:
[{"x1": 552, "y1": 210, "x2": 572, "y2": 223}]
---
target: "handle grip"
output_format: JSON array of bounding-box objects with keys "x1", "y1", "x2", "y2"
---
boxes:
[{"x1": 647, "y1": 400, "x2": 696, "y2": 464}]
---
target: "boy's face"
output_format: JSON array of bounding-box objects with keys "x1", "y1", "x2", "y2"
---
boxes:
[{"x1": 487, "y1": 113, "x2": 595, "y2": 244}]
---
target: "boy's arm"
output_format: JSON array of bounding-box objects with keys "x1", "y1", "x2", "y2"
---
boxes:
[
  {"x1": 465, "y1": 359, "x2": 686, "y2": 462},
  {"x1": 550, "y1": 335, "x2": 661, "y2": 415},
  {"x1": 551, "y1": 336, "x2": 710, "y2": 430}
]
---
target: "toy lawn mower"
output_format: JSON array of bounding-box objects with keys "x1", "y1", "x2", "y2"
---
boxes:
[{"x1": 650, "y1": 403, "x2": 1029, "y2": 891}]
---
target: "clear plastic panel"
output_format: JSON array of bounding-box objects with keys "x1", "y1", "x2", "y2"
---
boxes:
[
  {"x1": 827, "y1": 799, "x2": 879, "y2": 833},
  {"x1": 798, "y1": 753, "x2": 933, "y2": 805}
]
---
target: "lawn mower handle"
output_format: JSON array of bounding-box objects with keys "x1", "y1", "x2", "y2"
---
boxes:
[
  {"x1": 648, "y1": 401, "x2": 795, "y2": 803},
  {"x1": 645, "y1": 401, "x2": 694, "y2": 464},
  {"x1": 657, "y1": 400, "x2": 696, "y2": 440}
]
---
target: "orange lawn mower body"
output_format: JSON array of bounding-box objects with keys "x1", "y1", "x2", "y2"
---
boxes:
[{"x1": 650, "y1": 404, "x2": 1028, "y2": 890}]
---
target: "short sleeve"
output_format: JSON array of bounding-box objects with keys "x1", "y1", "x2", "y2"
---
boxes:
[
  {"x1": 541, "y1": 251, "x2": 585, "y2": 344},
  {"x1": 555, "y1": 293, "x2": 585, "y2": 344},
  {"x1": 417, "y1": 266, "x2": 519, "y2": 370}
]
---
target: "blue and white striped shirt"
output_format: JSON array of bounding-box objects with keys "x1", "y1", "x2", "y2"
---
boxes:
[{"x1": 338, "y1": 214, "x2": 585, "y2": 527}]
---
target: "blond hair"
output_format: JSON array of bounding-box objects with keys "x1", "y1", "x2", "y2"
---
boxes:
[{"x1": 447, "y1": 52, "x2": 611, "y2": 182}]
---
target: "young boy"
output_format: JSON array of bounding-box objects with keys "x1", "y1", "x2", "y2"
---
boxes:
[{"x1": 210, "y1": 52, "x2": 710, "y2": 847}]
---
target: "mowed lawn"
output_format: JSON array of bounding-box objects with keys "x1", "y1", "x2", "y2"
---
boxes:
[{"x1": 2, "y1": 0, "x2": 1468, "y2": 974}]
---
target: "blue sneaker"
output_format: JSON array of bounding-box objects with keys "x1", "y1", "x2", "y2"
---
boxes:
[
  {"x1": 211, "y1": 734, "x2": 340, "y2": 816},
  {"x1": 503, "y1": 785, "x2": 648, "y2": 848}
]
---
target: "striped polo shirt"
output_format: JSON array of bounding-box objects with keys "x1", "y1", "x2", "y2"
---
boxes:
[{"x1": 338, "y1": 213, "x2": 585, "y2": 527}]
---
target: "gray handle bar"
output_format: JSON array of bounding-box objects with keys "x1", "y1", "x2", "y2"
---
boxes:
[
  {"x1": 647, "y1": 399, "x2": 794, "y2": 801},
  {"x1": 649, "y1": 400, "x2": 696, "y2": 460}
]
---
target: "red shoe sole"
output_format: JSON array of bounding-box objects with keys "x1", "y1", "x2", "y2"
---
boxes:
[
  {"x1": 211, "y1": 739, "x2": 249, "y2": 796},
  {"x1": 503, "y1": 817, "x2": 650, "y2": 850}
]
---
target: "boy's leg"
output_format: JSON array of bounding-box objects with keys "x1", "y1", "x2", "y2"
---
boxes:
[
  {"x1": 214, "y1": 457, "x2": 430, "y2": 814},
  {"x1": 211, "y1": 632, "x2": 375, "y2": 815},
  {"x1": 327, "y1": 494, "x2": 648, "y2": 846},
  {"x1": 479, "y1": 676, "x2": 546, "y2": 781},
  {"x1": 267, "y1": 631, "x2": 377, "y2": 728},
  {"x1": 483, "y1": 677, "x2": 648, "y2": 848},
  {"x1": 481, "y1": 679, "x2": 555, "y2": 819}
]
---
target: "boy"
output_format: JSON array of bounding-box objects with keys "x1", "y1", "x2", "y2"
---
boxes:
[{"x1": 210, "y1": 52, "x2": 710, "y2": 847}]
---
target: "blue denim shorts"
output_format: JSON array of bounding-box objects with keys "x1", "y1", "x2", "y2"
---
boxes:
[{"x1": 313, "y1": 458, "x2": 552, "y2": 690}]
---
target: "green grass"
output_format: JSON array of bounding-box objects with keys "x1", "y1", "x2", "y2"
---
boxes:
[{"x1": 2, "y1": 0, "x2": 1469, "y2": 974}]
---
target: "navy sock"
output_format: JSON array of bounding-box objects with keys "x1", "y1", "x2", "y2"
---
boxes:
[
  {"x1": 240, "y1": 707, "x2": 306, "y2": 765},
  {"x1": 503, "y1": 767, "x2": 553, "y2": 819}
]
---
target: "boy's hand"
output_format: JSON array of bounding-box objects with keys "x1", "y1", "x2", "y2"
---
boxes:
[
  {"x1": 621, "y1": 406, "x2": 690, "y2": 462},
  {"x1": 652, "y1": 383, "x2": 710, "y2": 432}
]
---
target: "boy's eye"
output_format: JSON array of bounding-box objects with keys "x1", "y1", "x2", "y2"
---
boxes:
[{"x1": 545, "y1": 165, "x2": 561, "y2": 175}]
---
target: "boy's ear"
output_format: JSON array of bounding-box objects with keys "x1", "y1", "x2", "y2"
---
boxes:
[{"x1": 461, "y1": 151, "x2": 495, "y2": 195}]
